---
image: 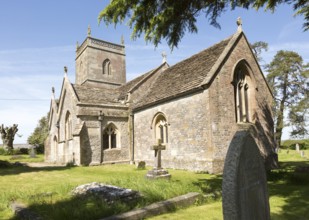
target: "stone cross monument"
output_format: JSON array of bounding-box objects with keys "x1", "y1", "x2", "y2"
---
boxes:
[{"x1": 146, "y1": 139, "x2": 171, "y2": 179}]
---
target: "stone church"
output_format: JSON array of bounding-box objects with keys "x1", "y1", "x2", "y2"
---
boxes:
[{"x1": 45, "y1": 24, "x2": 278, "y2": 173}]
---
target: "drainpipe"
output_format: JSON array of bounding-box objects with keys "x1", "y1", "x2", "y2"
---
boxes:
[{"x1": 98, "y1": 111, "x2": 104, "y2": 164}]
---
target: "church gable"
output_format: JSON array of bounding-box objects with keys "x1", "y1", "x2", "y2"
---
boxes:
[{"x1": 133, "y1": 36, "x2": 232, "y2": 110}]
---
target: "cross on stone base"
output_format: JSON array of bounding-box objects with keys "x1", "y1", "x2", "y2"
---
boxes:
[{"x1": 146, "y1": 139, "x2": 171, "y2": 180}]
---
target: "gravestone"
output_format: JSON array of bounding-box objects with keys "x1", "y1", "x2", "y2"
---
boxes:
[
  {"x1": 300, "y1": 150, "x2": 305, "y2": 158},
  {"x1": 146, "y1": 139, "x2": 171, "y2": 179},
  {"x1": 295, "y1": 143, "x2": 300, "y2": 152},
  {"x1": 136, "y1": 161, "x2": 146, "y2": 169},
  {"x1": 29, "y1": 147, "x2": 36, "y2": 158},
  {"x1": 222, "y1": 130, "x2": 270, "y2": 220}
]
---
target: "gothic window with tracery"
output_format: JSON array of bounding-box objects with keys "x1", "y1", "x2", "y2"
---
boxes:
[
  {"x1": 102, "y1": 59, "x2": 111, "y2": 75},
  {"x1": 103, "y1": 124, "x2": 118, "y2": 149},
  {"x1": 234, "y1": 66, "x2": 251, "y2": 123},
  {"x1": 154, "y1": 114, "x2": 168, "y2": 144}
]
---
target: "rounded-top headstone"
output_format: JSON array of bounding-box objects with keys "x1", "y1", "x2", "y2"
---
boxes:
[{"x1": 222, "y1": 130, "x2": 270, "y2": 220}]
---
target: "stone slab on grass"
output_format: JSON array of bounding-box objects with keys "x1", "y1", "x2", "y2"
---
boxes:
[
  {"x1": 11, "y1": 201, "x2": 42, "y2": 220},
  {"x1": 101, "y1": 192, "x2": 200, "y2": 220}
]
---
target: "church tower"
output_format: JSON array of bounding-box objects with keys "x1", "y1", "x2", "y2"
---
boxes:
[{"x1": 75, "y1": 26, "x2": 126, "y2": 88}]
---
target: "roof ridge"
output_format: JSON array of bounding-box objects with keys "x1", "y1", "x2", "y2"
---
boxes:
[
  {"x1": 200, "y1": 31, "x2": 243, "y2": 86},
  {"x1": 132, "y1": 33, "x2": 234, "y2": 111},
  {"x1": 128, "y1": 63, "x2": 168, "y2": 93}
]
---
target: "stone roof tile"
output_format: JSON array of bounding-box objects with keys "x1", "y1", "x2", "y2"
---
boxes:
[
  {"x1": 73, "y1": 85, "x2": 120, "y2": 105},
  {"x1": 133, "y1": 36, "x2": 232, "y2": 110},
  {"x1": 117, "y1": 69, "x2": 155, "y2": 100}
]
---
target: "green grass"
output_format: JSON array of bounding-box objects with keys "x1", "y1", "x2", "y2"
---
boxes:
[
  {"x1": 148, "y1": 149, "x2": 309, "y2": 220},
  {"x1": 1, "y1": 150, "x2": 308, "y2": 220},
  {"x1": 0, "y1": 154, "x2": 44, "y2": 163},
  {"x1": 268, "y1": 149, "x2": 309, "y2": 220},
  {"x1": 0, "y1": 161, "x2": 220, "y2": 220}
]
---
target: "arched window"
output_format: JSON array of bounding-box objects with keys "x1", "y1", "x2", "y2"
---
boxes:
[
  {"x1": 103, "y1": 123, "x2": 119, "y2": 149},
  {"x1": 153, "y1": 113, "x2": 168, "y2": 144},
  {"x1": 102, "y1": 59, "x2": 111, "y2": 75},
  {"x1": 53, "y1": 136, "x2": 58, "y2": 161},
  {"x1": 65, "y1": 111, "x2": 72, "y2": 140},
  {"x1": 234, "y1": 65, "x2": 252, "y2": 123}
]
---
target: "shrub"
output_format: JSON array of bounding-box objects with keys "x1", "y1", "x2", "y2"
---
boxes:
[
  {"x1": 19, "y1": 148, "x2": 29, "y2": 154},
  {"x1": 35, "y1": 145, "x2": 44, "y2": 154},
  {"x1": 0, "y1": 147, "x2": 6, "y2": 155},
  {"x1": 0, "y1": 147, "x2": 20, "y2": 155}
]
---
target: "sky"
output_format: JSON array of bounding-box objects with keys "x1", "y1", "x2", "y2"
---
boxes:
[{"x1": 0, "y1": 1, "x2": 308, "y2": 144}]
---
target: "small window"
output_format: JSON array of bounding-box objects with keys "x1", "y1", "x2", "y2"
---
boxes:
[
  {"x1": 154, "y1": 114, "x2": 168, "y2": 144},
  {"x1": 102, "y1": 59, "x2": 111, "y2": 75},
  {"x1": 103, "y1": 124, "x2": 119, "y2": 149}
]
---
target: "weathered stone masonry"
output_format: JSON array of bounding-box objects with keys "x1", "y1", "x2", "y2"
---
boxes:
[{"x1": 45, "y1": 28, "x2": 278, "y2": 173}]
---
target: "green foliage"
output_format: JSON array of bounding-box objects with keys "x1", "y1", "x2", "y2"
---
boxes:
[
  {"x1": 0, "y1": 147, "x2": 22, "y2": 155},
  {"x1": 281, "y1": 139, "x2": 309, "y2": 150},
  {"x1": 0, "y1": 147, "x2": 6, "y2": 155},
  {"x1": 27, "y1": 113, "x2": 49, "y2": 153},
  {"x1": 251, "y1": 41, "x2": 268, "y2": 63},
  {"x1": 266, "y1": 51, "x2": 309, "y2": 145},
  {"x1": 99, "y1": 0, "x2": 309, "y2": 48},
  {"x1": 19, "y1": 147, "x2": 29, "y2": 154}
]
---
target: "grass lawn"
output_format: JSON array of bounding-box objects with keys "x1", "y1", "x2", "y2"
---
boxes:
[
  {"x1": 0, "y1": 158, "x2": 221, "y2": 220},
  {"x1": 150, "y1": 149, "x2": 309, "y2": 220},
  {"x1": 0, "y1": 154, "x2": 44, "y2": 163},
  {"x1": 0, "y1": 150, "x2": 308, "y2": 219}
]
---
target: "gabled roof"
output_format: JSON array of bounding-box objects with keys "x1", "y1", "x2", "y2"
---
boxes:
[
  {"x1": 117, "y1": 69, "x2": 156, "y2": 100},
  {"x1": 133, "y1": 35, "x2": 233, "y2": 110},
  {"x1": 117, "y1": 63, "x2": 168, "y2": 100},
  {"x1": 72, "y1": 84, "x2": 121, "y2": 105}
]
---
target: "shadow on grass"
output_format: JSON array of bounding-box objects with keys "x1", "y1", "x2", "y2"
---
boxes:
[
  {"x1": 193, "y1": 175, "x2": 223, "y2": 195},
  {"x1": 0, "y1": 165, "x2": 72, "y2": 176},
  {"x1": 9, "y1": 194, "x2": 142, "y2": 220},
  {"x1": 268, "y1": 161, "x2": 309, "y2": 220}
]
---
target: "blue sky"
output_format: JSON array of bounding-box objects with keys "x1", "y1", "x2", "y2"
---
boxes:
[{"x1": 0, "y1": 1, "x2": 308, "y2": 143}]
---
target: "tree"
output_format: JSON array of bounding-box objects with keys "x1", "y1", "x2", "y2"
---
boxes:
[
  {"x1": 251, "y1": 41, "x2": 268, "y2": 63},
  {"x1": 266, "y1": 51, "x2": 309, "y2": 147},
  {"x1": 288, "y1": 66, "x2": 309, "y2": 139},
  {"x1": 0, "y1": 124, "x2": 18, "y2": 152},
  {"x1": 28, "y1": 113, "x2": 49, "y2": 153},
  {"x1": 99, "y1": 0, "x2": 309, "y2": 49}
]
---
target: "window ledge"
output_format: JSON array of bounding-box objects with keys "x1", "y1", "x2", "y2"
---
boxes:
[{"x1": 103, "y1": 148, "x2": 121, "y2": 151}]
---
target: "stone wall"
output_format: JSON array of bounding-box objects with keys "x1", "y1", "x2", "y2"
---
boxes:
[
  {"x1": 102, "y1": 117, "x2": 130, "y2": 163},
  {"x1": 133, "y1": 34, "x2": 276, "y2": 173},
  {"x1": 207, "y1": 34, "x2": 276, "y2": 172},
  {"x1": 75, "y1": 37, "x2": 126, "y2": 88},
  {"x1": 133, "y1": 91, "x2": 214, "y2": 172},
  {"x1": 77, "y1": 104, "x2": 130, "y2": 165}
]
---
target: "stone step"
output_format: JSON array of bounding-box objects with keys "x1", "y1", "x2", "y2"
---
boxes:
[{"x1": 100, "y1": 192, "x2": 201, "y2": 220}]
